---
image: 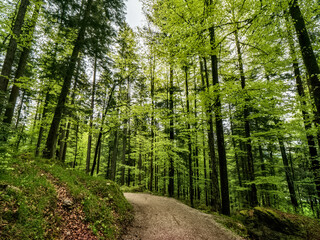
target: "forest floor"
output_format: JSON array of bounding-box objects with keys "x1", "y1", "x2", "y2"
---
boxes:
[
  {"x1": 0, "y1": 155, "x2": 133, "y2": 239},
  {"x1": 121, "y1": 193, "x2": 243, "y2": 240},
  {"x1": 42, "y1": 171, "x2": 98, "y2": 240}
]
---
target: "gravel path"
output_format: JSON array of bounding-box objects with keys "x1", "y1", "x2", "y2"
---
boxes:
[{"x1": 122, "y1": 193, "x2": 243, "y2": 240}]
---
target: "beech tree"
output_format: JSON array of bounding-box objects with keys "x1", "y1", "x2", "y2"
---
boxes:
[{"x1": 2, "y1": 0, "x2": 320, "y2": 219}]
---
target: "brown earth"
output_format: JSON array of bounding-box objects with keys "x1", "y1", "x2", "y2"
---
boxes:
[
  {"x1": 121, "y1": 193, "x2": 243, "y2": 240},
  {"x1": 43, "y1": 172, "x2": 98, "y2": 240}
]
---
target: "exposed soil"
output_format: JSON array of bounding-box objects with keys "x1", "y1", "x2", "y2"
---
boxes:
[
  {"x1": 43, "y1": 172, "x2": 98, "y2": 240},
  {"x1": 122, "y1": 193, "x2": 243, "y2": 240}
]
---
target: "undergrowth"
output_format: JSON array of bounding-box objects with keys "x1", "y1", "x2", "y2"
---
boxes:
[{"x1": 0, "y1": 154, "x2": 133, "y2": 240}]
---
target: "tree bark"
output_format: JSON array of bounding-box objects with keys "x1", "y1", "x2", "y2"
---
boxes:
[
  {"x1": 184, "y1": 66, "x2": 194, "y2": 207},
  {"x1": 91, "y1": 83, "x2": 117, "y2": 176},
  {"x1": 286, "y1": 15, "x2": 320, "y2": 199},
  {"x1": 14, "y1": 90, "x2": 25, "y2": 129},
  {"x1": 110, "y1": 129, "x2": 119, "y2": 181},
  {"x1": 43, "y1": 0, "x2": 93, "y2": 159},
  {"x1": 278, "y1": 138, "x2": 299, "y2": 209},
  {"x1": 235, "y1": 28, "x2": 258, "y2": 207},
  {"x1": 86, "y1": 56, "x2": 97, "y2": 173},
  {"x1": 168, "y1": 65, "x2": 175, "y2": 197},
  {"x1": 0, "y1": 0, "x2": 30, "y2": 97},
  {"x1": 203, "y1": 57, "x2": 221, "y2": 212},
  {"x1": 3, "y1": 3, "x2": 41, "y2": 125},
  {"x1": 209, "y1": 24, "x2": 230, "y2": 215},
  {"x1": 121, "y1": 118, "x2": 128, "y2": 185}
]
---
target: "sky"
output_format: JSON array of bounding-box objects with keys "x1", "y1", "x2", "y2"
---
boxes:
[{"x1": 125, "y1": 0, "x2": 144, "y2": 29}]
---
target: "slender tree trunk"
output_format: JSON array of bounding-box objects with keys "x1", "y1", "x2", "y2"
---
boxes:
[
  {"x1": 0, "y1": 0, "x2": 30, "y2": 98},
  {"x1": 235, "y1": 28, "x2": 258, "y2": 207},
  {"x1": 184, "y1": 66, "x2": 194, "y2": 207},
  {"x1": 229, "y1": 104, "x2": 242, "y2": 188},
  {"x1": 121, "y1": 119, "x2": 128, "y2": 185},
  {"x1": 15, "y1": 90, "x2": 25, "y2": 129},
  {"x1": 57, "y1": 122, "x2": 66, "y2": 159},
  {"x1": 61, "y1": 60, "x2": 80, "y2": 162},
  {"x1": 286, "y1": 16, "x2": 320, "y2": 199},
  {"x1": 200, "y1": 60, "x2": 209, "y2": 206},
  {"x1": 121, "y1": 77, "x2": 131, "y2": 185},
  {"x1": 168, "y1": 66, "x2": 175, "y2": 197},
  {"x1": 96, "y1": 140, "x2": 101, "y2": 174},
  {"x1": 3, "y1": 3, "x2": 41, "y2": 125},
  {"x1": 278, "y1": 138, "x2": 299, "y2": 209},
  {"x1": 91, "y1": 83, "x2": 117, "y2": 176},
  {"x1": 127, "y1": 120, "x2": 132, "y2": 186},
  {"x1": 43, "y1": 0, "x2": 93, "y2": 159},
  {"x1": 149, "y1": 58, "x2": 155, "y2": 191},
  {"x1": 110, "y1": 129, "x2": 119, "y2": 181},
  {"x1": 138, "y1": 141, "x2": 142, "y2": 185},
  {"x1": 73, "y1": 123, "x2": 79, "y2": 168},
  {"x1": 35, "y1": 88, "x2": 52, "y2": 156},
  {"x1": 194, "y1": 77, "x2": 200, "y2": 201},
  {"x1": 203, "y1": 57, "x2": 221, "y2": 212},
  {"x1": 209, "y1": 24, "x2": 230, "y2": 215},
  {"x1": 86, "y1": 56, "x2": 97, "y2": 173}
]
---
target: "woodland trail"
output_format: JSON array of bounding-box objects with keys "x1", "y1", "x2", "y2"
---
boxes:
[
  {"x1": 43, "y1": 171, "x2": 97, "y2": 240},
  {"x1": 121, "y1": 193, "x2": 243, "y2": 240}
]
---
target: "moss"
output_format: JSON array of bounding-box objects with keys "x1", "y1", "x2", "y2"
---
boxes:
[
  {"x1": 0, "y1": 156, "x2": 133, "y2": 240},
  {"x1": 211, "y1": 213, "x2": 249, "y2": 239},
  {"x1": 0, "y1": 158, "x2": 57, "y2": 239},
  {"x1": 40, "y1": 162, "x2": 133, "y2": 239},
  {"x1": 236, "y1": 207, "x2": 320, "y2": 240}
]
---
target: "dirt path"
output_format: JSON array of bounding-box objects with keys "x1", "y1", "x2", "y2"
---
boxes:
[
  {"x1": 122, "y1": 193, "x2": 243, "y2": 240},
  {"x1": 43, "y1": 172, "x2": 98, "y2": 240}
]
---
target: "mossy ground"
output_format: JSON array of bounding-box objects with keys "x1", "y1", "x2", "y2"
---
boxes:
[
  {"x1": 235, "y1": 207, "x2": 320, "y2": 240},
  {"x1": 0, "y1": 154, "x2": 133, "y2": 240}
]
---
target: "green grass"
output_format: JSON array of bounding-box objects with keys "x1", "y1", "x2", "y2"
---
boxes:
[
  {"x1": 0, "y1": 157, "x2": 57, "y2": 239},
  {"x1": 42, "y1": 161, "x2": 133, "y2": 239},
  {"x1": 0, "y1": 154, "x2": 133, "y2": 240}
]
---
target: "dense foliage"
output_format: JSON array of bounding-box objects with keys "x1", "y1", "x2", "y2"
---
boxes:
[{"x1": 1, "y1": 0, "x2": 320, "y2": 221}]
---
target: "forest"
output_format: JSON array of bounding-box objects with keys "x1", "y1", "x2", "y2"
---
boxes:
[{"x1": 0, "y1": 0, "x2": 320, "y2": 227}]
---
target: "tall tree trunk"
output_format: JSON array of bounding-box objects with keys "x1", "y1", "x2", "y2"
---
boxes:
[
  {"x1": 110, "y1": 129, "x2": 119, "y2": 181},
  {"x1": 96, "y1": 140, "x2": 101, "y2": 174},
  {"x1": 35, "y1": 88, "x2": 53, "y2": 156},
  {"x1": 86, "y1": 56, "x2": 97, "y2": 173},
  {"x1": 121, "y1": 119, "x2": 128, "y2": 185},
  {"x1": 127, "y1": 120, "x2": 132, "y2": 186},
  {"x1": 168, "y1": 65, "x2": 175, "y2": 197},
  {"x1": 3, "y1": 3, "x2": 41, "y2": 125},
  {"x1": 203, "y1": 57, "x2": 221, "y2": 212},
  {"x1": 91, "y1": 83, "x2": 117, "y2": 176},
  {"x1": 0, "y1": 0, "x2": 30, "y2": 98},
  {"x1": 229, "y1": 104, "x2": 242, "y2": 188},
  {"x1": 60, "y1": 60, "x2": 80, "y2": 162},
  {"x1": 286, "y1": 15, "x2": 320, "y2": 199},
  {"x1": 149, "y1": 58, "x2": 155, "y2": 191},
  {"x1": 73, "y1": 123, "x2": 79, "y2": 168},
  {"x1": 43, "y1": 0, "x2": 93, "y2": 159},
  {"x1": 235, "y1": 28, "x2": 258, "y2": 207},
  {"x1": 15, "y1": 90, "x2": 25, "y2": 129},
  {"x1": 209, "y1": 23, "x2": 230, "y2": 215},
  {"x1": 138, "y1": 141, "x2": 142, "y2": 185},
  {"x1": 184, "y1": 66, "x2": 194, "y2": 207},
  {"x1": 194, "y1": 76, "x2": 200, "y2": 201},
  {"x1": 278, "y1": 138, "x2": 299, "y2": 209},
  {"x1": 200, "y1": 60, "x2": 209, "y2": 206},
  {"x1": 289, "y1": 0, "x2": 320, "y2": 118},
  {"x1": 121, "y1": 77, "x2": 130, "y2": 185}
]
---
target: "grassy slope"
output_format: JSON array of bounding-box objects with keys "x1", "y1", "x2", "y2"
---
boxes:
[{"x1": 0, "y1": 154, "x2": 133, "y2": 240}]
